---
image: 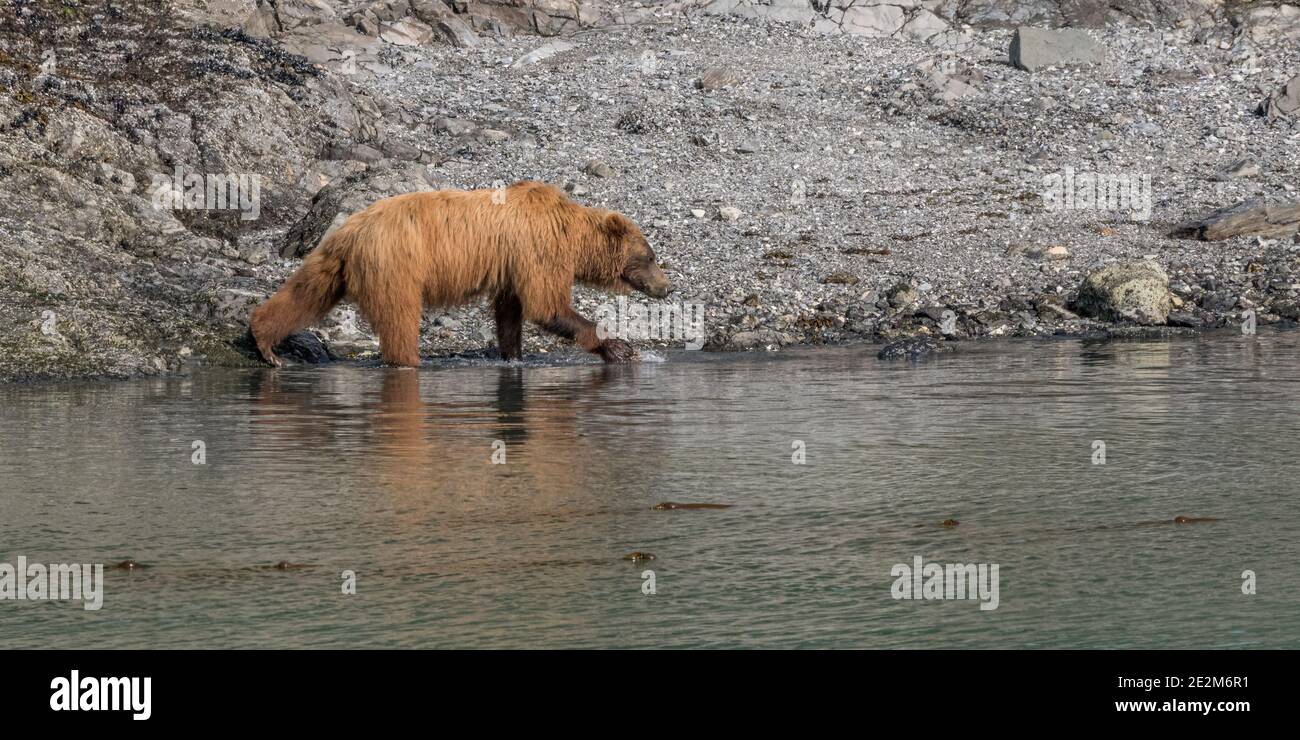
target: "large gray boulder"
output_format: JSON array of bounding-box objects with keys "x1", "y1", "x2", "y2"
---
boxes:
[
  {"x1": 1009, "y1": 26, "x2": 1105, "y2": 72},
  {"x1": 1073, "y1": 261, "x2": 1172, "y2": 325}
]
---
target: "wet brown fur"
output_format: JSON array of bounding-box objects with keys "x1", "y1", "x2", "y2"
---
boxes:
[{"x1": 249, "y1": 181, "x2": 668, "y2": 366}]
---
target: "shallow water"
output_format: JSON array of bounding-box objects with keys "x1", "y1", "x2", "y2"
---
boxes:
[{"x1": 2, "y1": 331, "x2": 1298, "y2": 648}]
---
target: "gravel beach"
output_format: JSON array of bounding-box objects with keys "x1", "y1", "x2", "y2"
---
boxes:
[{"x1": 2, "y1": 0, "x2": 1299, "y2": 380}]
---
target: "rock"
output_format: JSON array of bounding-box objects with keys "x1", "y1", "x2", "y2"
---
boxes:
[
  {"x1": 434, "y1": 117, "x2": 478, "y2": 136},
  {"x1": 281, "y1": 160, "x2": 442, "y2": 258},
  {"x1": 1031, "y1": 245, "x2": 1070, "y2": 260},
  {"x1": 1236, "y1": 4, "x2": 1300, "y2": 43},
  {"x1": 475, "y1": 128, "x2": 512, "y2": 143},
  {"x1": 239, "y1": 241, "x2": 272, "y2": 266},
  {"x1": 926, "y1": 71, "x2": 981, "y2": 103},
  {"x1": 321, "y1": 307, "x2": 365, "y2": 342},
  {"x1": 616, "y1": 109, "x2": 659, "y2": 134},
  {"x1": 695, "y1": 66, "x2": 739, "y2": 91},
  {"x1": 1073, "y1": 261, "x2": 1172, "y2": 325},
  {"x1": 1212, "y1": 159, "x2": 1260, "y2": 181},
  {"x1": 1270, "y1": 299, "x2": 1300, "y2": 321},
  {"x1": 94, "y1": 163, "x2": 136, "y2": 194},
  {"x1": 1166, "y1": 311, "x2": 1207, "y2": 328},
  {"x1": 271, "y1": 331, "x2": 336, "y2": 364},
  {"x1": 408, "y1": 0, "x2": 481, "y2": 48},
  {"x1": 901, "y1": 9, "x2": 952, "y2": 43},
  {"x1": 1200, "y1": 290, "x2": 1237, "y2": 313},
  {"x1": 916, "y1": 305, "x2": 948, "y2": 323},
  {"x1": 1036, "y1": 300, "x2": 1079, "y2": 321},
  {"x1": 913, "y1": 56, "x2": 984, "y2": 103},
  {"x1": 949, "y1": 0, "x2": 1219, "y2": 30},
  {"x1": 944, "y1": 1, "x2": 1061, "y2": 28},
  {"x1": 379, "y1": 19, "x2": 436, "y2": 46},
  {"x1": 234, "y1": 328, "x2": 335, "y2": 365},
  {"x1": 1213, "y1": 125, "x2": 1245, "y2": 143},
  {"x1": 717, "y1": 206, "x2": 742, "y2": 222},
  {"x1": 726, "y1": 329, "x2": 786, "y2": 349},
  {"x1": 1172, "y1": 199, "x2": 1300, "y2": 241},
  {"x1": 561, "y1": 179, "x2": 589, "y2": 196},
  {"x1": 877, "y1": 337, "x2": 953, "y2": 360},
  {"x1": 381, "y1": 138, "x2": 423, "y2": 161},
  {"x1": 510, "y1": 41, "x2": 576, "y2": 68},
  {"x1": 582, "y1": 159, "x2": 616, "y2": 178},
  {"x1": 1257, "y1": 74, "x2": 1300, "y2": 120},
  {"x1": 425, "y1": 0, "x2": 638, "y2": 37},
  {"x1": 208, "y1": 287, "x2": 265, "y2": 324},
  {"x1": 323, "y1": 141, "x2": 384, "y2": 162},
  {"x1": 886, "y1": 281, "x2": 919, "y2": 308},
  {"x1": 1009, "y1": 26, "x2": 1105, "y2": 72},
  {"x1": 841, "y1": 4, "x2": 906, "y2": 37}
]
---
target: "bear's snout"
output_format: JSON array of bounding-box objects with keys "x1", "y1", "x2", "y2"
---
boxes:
[{"x1": 631, "y1": 263, "x2": 671, "y2": 299}]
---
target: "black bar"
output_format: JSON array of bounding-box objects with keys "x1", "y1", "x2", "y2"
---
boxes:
[{"x1": 3, "y1": 650, "x2": 1282, "y2": 725}]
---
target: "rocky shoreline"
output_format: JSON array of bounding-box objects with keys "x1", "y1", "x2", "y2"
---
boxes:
[{"x1": 2, "y1": 1, "x2": 1299, "y2": 381}]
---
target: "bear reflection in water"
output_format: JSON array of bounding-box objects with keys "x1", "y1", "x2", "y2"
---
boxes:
[{"x1": 246, "y1": 363, "x2": 661, "y2": 520}]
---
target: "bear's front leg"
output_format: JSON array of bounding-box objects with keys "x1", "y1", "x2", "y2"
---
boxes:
[{"x1": 540, "y1": 307, "x2": 638, "y2": 363}]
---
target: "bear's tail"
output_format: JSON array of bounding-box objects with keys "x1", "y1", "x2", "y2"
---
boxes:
[{"x1": 249, "y1": 236, "x2": 347, "y2": 367}]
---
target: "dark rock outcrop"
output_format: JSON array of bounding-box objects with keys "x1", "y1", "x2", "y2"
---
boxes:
[{"x1": 877, "y1": 336, "x2": 953, "y2": 360}]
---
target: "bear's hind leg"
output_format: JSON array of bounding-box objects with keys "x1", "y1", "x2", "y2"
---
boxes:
[{"x1": 493, "y1": 290, "x2": 523, "y2": 361}]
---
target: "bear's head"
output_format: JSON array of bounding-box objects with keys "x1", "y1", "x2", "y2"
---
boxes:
[{"x1": 589, "y1": 211, "x2": 671, "y2": 299}]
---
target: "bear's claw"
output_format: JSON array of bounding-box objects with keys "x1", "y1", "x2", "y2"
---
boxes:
[{"x1": 258, "y1": 343, "x2": 282, "y2": 368}]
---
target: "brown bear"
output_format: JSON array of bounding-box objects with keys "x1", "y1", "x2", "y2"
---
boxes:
[{"x1": 249, "y1": 181, "x2": 671, "y2": 367}]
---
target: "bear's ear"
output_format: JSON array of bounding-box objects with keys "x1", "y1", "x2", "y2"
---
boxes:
[{"x1": 601, "y1": 211, "x2": 630, "y2": 241}]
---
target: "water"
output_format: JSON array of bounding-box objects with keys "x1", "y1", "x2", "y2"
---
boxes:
[{"x1": 2, "y1": 331, "x2": 1298, "y2": 648}]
